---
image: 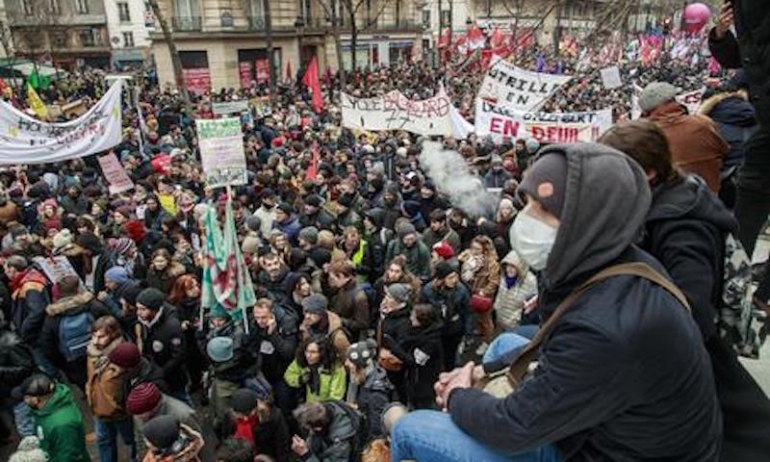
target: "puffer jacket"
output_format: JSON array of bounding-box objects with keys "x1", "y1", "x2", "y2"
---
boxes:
[
  {"x1": 493, "y1": 251, "x2": 538, "y2": 329},
  {"x1": 86, "y1": 337, "x2": 130, "y2": 420},
  {"x1": 699, "y1": 91, "x2": 758, "y2": 170},
  {"x1": 39, "y1": 292, "x2": 109, "y2": 366}
]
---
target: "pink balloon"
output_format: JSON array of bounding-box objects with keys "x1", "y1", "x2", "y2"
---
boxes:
[{"x1": 683, "y1": 3, "x2": 711, "y2": 33}]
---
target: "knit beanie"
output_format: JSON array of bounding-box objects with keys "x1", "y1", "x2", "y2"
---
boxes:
[
  {"x1": 346, "y1": 339, "x2": 377, "y2": 369},
  {"x1": 302, "y1": 293, "x2": 328, "y2": 315},
  {"x1": 518, "y1": 153, "x2": 568, "y2": 219},
  {"x1": 434, "y1": 261, "x2": 456, "y2": 280},
  {"x1": 386, "y1": 283, "x2": 412, "y2": 304},
  {"x1": 142, "y1": 415, "x2": 181, "y2": 451},
  {"x1": 432, "y1": 241, "x2": 454, "y2": 260},
  {"x1": 396, "y1": 221, "x2": 416, "y2": 239},
  {"x1": 231, "y1": 388, "x2": 259, "y2": 414},
  {"x1": 126, "y1": 382, "x2": 162, "y2": 415},
  {"x1": 304, "y1": 194, "x2": 323, "y2": 208},
  {"x1": 108, "y1": 342, "x2": 141, "y2": 369},
  {"x1": 207, "y1": 337, "x2": 234, "y2": 363},
  {"x1": 638, "y1": 82, "x2": 680, "y2": 113},
  {"x1": 298, "y1": 226, "x2": 319, "y2": 245},
  {"x1": 136, "y1": 288, "x2": 165, "y2": 311},
  {"x1": 337, "y1": 193, "x2": 354, "y2": 208},
  {"x1": 122, "y1": 282, "x2": 144, "y2": 306},
  {"x1": 105, "y1": 266, "x2": 130, "y2": 285}
]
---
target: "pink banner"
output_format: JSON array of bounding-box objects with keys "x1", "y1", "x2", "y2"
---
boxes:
[
  {"x1": 183, "y1": 68, "x2": 211, "y2": 95},
  {"x1": 98, "y1": 152, "x2": 134, "y2": 195}
]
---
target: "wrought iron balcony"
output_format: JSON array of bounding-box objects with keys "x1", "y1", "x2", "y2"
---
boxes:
[{"x1": 172, "y1": 16, "x2": 202, "y2": 32}]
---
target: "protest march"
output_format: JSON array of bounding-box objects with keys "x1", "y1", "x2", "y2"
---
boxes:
[{"x1": 1, "y1": 1, "x2": 770, "y2": 462}]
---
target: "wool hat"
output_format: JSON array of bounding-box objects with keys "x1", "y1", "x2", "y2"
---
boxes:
[
  {"x1": 299, "y1": 226, "x2": 319, "y2": 245},
  {"x1": 125, "y1": 220, "x2": 146, "y2": 243},
  {"x1": 302, "y1": 293, "x2": 328, "y2": 314},
  {"x1": 209, "y1": 304, "x2": 230, "y2": 320},
  {"x1": 122, "y1": 282, "x2": 145, "y2": 306},
  {"x1": 126, "y1": 382, "x2": 162, "y2": 415},
  {"x1": 113, "y1": 237, "x2": 137, "y2": 255},
  {"x1": 639, "y1": 82, "x2": 680, "y2": 112},
  {"x1": 108, "y1": 342, "x2": 141, "y2": 369},
  {"x1": 52, "y1": 229, "x2": 74, "y2": 250},
  {"x1": 386, "y1": 283, "x2": 412, "y2": 304},
  {"x1": 11, "y1": 374, "x2": 54, "y2": 400},
  {"x1": 309, "y1": 248, "x2": 332, "y2": 268},
  {"x1": 396, "y1": 221, "x2": 416, "y2": 239},
  {"x1": 207, "y1": 336, "x2": 234, "y2": 363},
  {"x1": 346, "y1": 339, "x2": 378, "y2": 369},
  {"x1": 142, "y1": 415, "x2": 181, "y2": 451},
  {"x1": 277, "y1": 202, "x2": 293, "y2": 215},
  {"x1": 337, "y1": 193, "x2": 355, "y2": 209},
  {"x1": 518, "y1": 153, "x2": 568, "y2": 219},
  {"x1": 105, "y1": 266, "x2": 130, "y2": 285},
  {"x1": 231, "y1": 388, "x2": 259, "y2": 414},
  {"x1": 432, "y1": 241, "x2": 454, "y2": 260},
  {"x1": 304, "y1": 194, "x2": 323, "y2": 208},
  {"x1": 434, "y1": 261, "x2": 456, "y2": 280},
  {"x1": 136, "y1": 288, "x2": 165, "y2": 311}
]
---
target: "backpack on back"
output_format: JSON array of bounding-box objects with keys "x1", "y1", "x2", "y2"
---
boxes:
[
  {"x1": 350, "y1": 282, "x2": 379, "y2": 330},
  {"x1": 720, "y1": 234, "x2": 764, "y2": 358},
  {"x1": 58, "y1": 310, "x2": 94, "y2": 362}
]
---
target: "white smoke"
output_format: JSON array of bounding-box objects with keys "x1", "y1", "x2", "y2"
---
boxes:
[{"x1": 419, "y1": 141, "x2": 499, "y2": 217}]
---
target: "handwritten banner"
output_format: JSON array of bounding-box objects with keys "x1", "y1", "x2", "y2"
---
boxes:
[
  {"x1": 197, "y1": 117, "x2": 247, "y2": 187},
  {"x1": 98, "y1": 152, "x2": 134, "y2": 195},
  {"x1": 0, "y1": 81, "x2": 122, "y2": 164},
  {"x1": 475, "y1": 99, "x2": 613, "y2": 143},
  {"x1": 212, "y1": 100, "x2": 250, "y2": 116},
  {"x1": 478, "y1": 60, "x2": 572, "y2": 111}
]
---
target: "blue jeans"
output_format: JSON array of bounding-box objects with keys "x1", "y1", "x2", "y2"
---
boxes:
[
  {"x1": 391, "y1": 410, "x2": 562, "y2": 462},
  {"x1": 95, "y1": 417, "x2": 137, "y2": 462},
  {"x1": 13, "y1": 401, "x2": 34, "y2": 437},
  {"x1": 482, "y1": 333, "x2": 531, "y2": 365}
]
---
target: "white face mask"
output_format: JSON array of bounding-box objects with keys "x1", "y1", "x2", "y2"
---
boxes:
[{"x1": 510, "y1": 212, "x2": 558, "y2": 271}]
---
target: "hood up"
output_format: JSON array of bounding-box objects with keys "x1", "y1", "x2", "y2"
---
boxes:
[
  {"x1": 646, "y1": 175, "x2": 737, "y2": 234},
  {"x1": 537, "y1": 143, "x2": 651, "y2": 289}
]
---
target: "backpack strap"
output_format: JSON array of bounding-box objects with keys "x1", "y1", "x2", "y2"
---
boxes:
[{"x1": 505, "y1": 262, "x2": 690, "y2": 386}]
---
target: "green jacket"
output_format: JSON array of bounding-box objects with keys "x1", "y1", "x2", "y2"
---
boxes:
[
  {"x1": 284, "y1": 360, "x2": 347, "y2": 404},
  {"x1": 31, "y1": 383, "x2": 89, "y2": 462}
]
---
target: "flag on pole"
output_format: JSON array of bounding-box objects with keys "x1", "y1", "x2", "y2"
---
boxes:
[
  {"x1": 26, "y1": 84, "x2": 49, "y2": 119},
  {"x1": 201, "y1": 197, "x2": 256, "y2": 330},
  {"x1": 301, "y1": 56, "x2": 323, "y2": 113},
  {"x1": 286, "y1": 61, "x2": 292, "y2": 82},
  {"x1": 305, "y1": 142, "x2": 320, "y2": 180}
]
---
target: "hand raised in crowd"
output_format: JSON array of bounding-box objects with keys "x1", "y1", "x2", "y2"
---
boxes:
[
  {"x1": 291, "y1": 435, "x2": 309, "y2": 456},
  {"x1": 714, "y1": 2, "x2": 734, "y2": 39}
]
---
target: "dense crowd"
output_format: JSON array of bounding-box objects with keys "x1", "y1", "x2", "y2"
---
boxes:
[{"x1": 2, "y1": 4, "x2": 770, "y2": 461}]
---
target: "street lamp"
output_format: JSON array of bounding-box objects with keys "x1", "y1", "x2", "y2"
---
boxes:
[{"x1": 294, "y1": 16, "x2": 306, "y2": 69}]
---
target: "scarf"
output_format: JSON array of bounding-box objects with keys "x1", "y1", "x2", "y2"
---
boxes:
[
  {"x1": 233, "y1": 414, "x2": 259, "y2": 445},
  {"x1": 504, "y1": 275, "x2": 518, "y2": 290},
  {"x1": 308, "y1": 365, "x2": 322, "y2": 395}
]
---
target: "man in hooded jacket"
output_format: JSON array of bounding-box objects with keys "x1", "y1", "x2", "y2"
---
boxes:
[{"x1": 391, "y1": 143, "x2": 722, "y2": 462}]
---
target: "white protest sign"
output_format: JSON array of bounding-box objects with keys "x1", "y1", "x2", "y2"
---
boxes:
[
  {"x1": 0, "y1": 81, "x2": 123, "y2": 164},
  {"x1": 475, "y1": 99, "x2": 613, "y2": 143},
  {"x1": 33, "y1": 256, "x2": 80, "y2": 284},
  {"x1": 98, "y1": 152, "x2": 134, "y2": 195},
  {"x1": 341, "y1": 89, "x2": 459, "y2": 136},
  {"x1": 477, "y1": 61, "x2": 572, "y2": 111},
  {"x1": 600, "y1": 66, "x2": 622, "y2": 90},
  {"x1": 196, "y1": 117, "x2": 247, "y2": 187},
  {"x1": 212, "y1": 100, "x2": 250, "y2": 116}
]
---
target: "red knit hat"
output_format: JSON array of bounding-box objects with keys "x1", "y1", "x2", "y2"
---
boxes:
[
  {"x1": 124, "y1": 220, "x2": 146, "y2": 243},
  {"x1": 108, "y1": 342, "x2": 141, "y2": 369},
  {"x1": 432, "y1": 241, "x2": 455, "y2": 260},
  {"x1": 126, "y1": 382, "x2": 162, "y2": 415}
]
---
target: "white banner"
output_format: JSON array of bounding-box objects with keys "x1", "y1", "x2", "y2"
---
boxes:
[
  {"x1": 600, "y1": 66, "x2": 622, "y2": 90},
  {"x1": 341, "y1": 89, "x2": 462, "y2": 136},
  {"x1": 475, "y1": 99, "x2": 613, "y2": 143},
  {"x1": 197, "y1": 117, "x2": 248, "y2": 188},
  {"x1": 478, "y1": 60, "x2": 572, "y2": 111},
  {"x1": 0, "y1": 81, "x2": 123, "y2": 165}
]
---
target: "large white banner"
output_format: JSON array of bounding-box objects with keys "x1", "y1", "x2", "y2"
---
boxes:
[
  {"x1": 475, "y1": 99, "x2": 613, "y2": 143},
  {"x1": 341, "y1": 89, "x2": 464, "y2": 137},
  {"x1": 0, "y1": 81, "x2": 123, "y2": 164},
  {"x1": 197, "y1": 117, "x2": 248, "y2": 188},
  {"x1": 478, "y1": 60, "x2": 572, "y2": 111}
]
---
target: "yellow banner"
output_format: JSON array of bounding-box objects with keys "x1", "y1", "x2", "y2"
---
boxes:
[{"x1": 26, "y1": 84, "x2": 49, "y2": 120}]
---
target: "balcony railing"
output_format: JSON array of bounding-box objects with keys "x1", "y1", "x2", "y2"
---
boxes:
[{"x1": 173, "y1": 16, "x2": 202, "y2": 31}]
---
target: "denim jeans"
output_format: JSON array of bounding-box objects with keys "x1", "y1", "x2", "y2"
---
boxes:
[
  {"x1": 13, "y1": 401, "x2": 34, "y2": 437},
  {"x1": 391, "y1": 410, "x2": 562, "y2": 462},
  {"x1": 482, "y1": 333, "x2": 531, "y2": 365},
  {"x1": 95, "y1": 417, "x2": 138, "y2": 462}
]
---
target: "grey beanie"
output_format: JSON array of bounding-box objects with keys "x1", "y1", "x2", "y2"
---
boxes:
[
  {"x1": 346, "y1": 339, "x2": 378, "y2": 369},
  {"x1": 207, "y1": 336, "x2": 234, "y2": 363},
  {"x1": 518, "y1": 153, "x2": 568, "y2": 219},
  {"x1": 299, "y1": 226, "x2": 319, "y2": 245},
  {"x1": 396, "y1": 221, "x2": 416, "y2": 239},
  {"x1": 142, "y1": 415, "x2": 181, "y2": 451},
  {"x1": 302, "y1": 293, "x2": 328, "y2": 314},
  {"x1": 639, "y1": 82, "x2": 679, "y2": 112},
  {"x1": 386, "y1": 283, "x2": 412, "y2": 304}
]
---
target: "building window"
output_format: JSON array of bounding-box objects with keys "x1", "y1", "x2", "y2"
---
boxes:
[
  {"x1": 123, "y1": 31, "x2": 134, "y2": 47},
  {"x1": 440, "y1": 10, "x2": 450, "y2": 27},
  {"x1": 422, "y1": 10, "x2": 430, "y2": 27},
  {"x1": 174, "y1": 0, "x2": 200, "y2": 18},
  {"x1": 21, "y1": 0, "x2": 33, "y2": 16},
  {"x1": 48, "y1": 0, "x2": 60, "y2": 14},
  {"x1": 75, "y1": 0, "x2": 89, "y2": 14},
  {"x1": 51, "y1": 31, "x2": 67, "y2": 48},
  {"x1": 79, "y1": 30, "x2": 95, "y2": 46},
  {"x1": 118, "y1": 2, "x2": 130, "y2": 22}
]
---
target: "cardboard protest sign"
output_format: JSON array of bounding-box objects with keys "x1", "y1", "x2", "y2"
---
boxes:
[
  {"x1": 197, "y1": 117, "x2": 248, "y2": 187},
  {"x1": 475, "y1": 99, "x2": 612, "y2": 143},
  {"x1": 477, "y1": 61, "x2": 572, "y2": 111},
  {"x1": 600, "y1": 66, "x2": 622, "y2": 90},
  {"x1": 98, "y1": 152, "x2": 134, "y2": 195}
]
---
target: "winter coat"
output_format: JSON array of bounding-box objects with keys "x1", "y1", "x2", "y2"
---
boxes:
[
  {"x1": 10, "y1": 268, "x2": 49, "y2": 345},
  {"x1": 254, "y1": 206, "x2": 277, "y2": 237},
  {"x1": 699, "y1": 91, "x2": 758, "y2": 170},
  {"x1": 647, "y1": 103, "x2": 729, "y2": 192},
  {"x1": 377, "y1": 307, "x2": 412, "y2": 364},
  {"x1": 493, "y1": 251, "x2": 538, "y2": 329},
  {"x1": 31, "y1": 383, "x2": 89, "y2": 462},
  {"x1": 256, "y1": 266, "x2": 295, "y2": 308},
  {"x1": 39, "y1": 292, "x2": 109, "y2": 366},
  {"x1": 398, "y1": 322, "x2": 443, "y2": 409},
  {"x1": 305, "y1": 401, "x2": 360, "y2": 462},
  {"x1": 147, "y1": 262, "x2": 187, "y2": 295},
  {"x1": 364, "y1": 224, "x2": 394, "y2": 279},
  {"x1": 421, "y1": 280, "x2": 471, "y2": 337},
  {"x1": 0, "y1": 329, "x2": 35, "y2": 401},
  {"x1": 708, "y1": 2, "x2": 770, "y2": 126},
  {"x1": 86, "y1": 337, "x2": 130, "y2": 420},
  {"x1": 59, "y1": 195, "x2": 90, "y2": 216},
  {"x1": 138, "y1": 305, "x2": 187, "y2": 392},
  {"x1": 221, "y1": 406, "x2": 291, "y2": 462},
  {"x1": 355, "y1": 367, "x2": 393, "y2": 443},
  {"x1": 303, "y1": 311, "x2": 351, "y2": 362},
  {"x1": 330, "y1": 279, "x2": 371, "y2": 338},
  {"x1": 384, "y1": 239, "x2": 432, "y2": 281},
  {"x1": 300, "y1": 208, "x2": 338, "y2": 233},
  {"x1": 447, "y1": 143, "x2": 721, "y2": 461},
  {"x1": 273, "y1": 214, "x2": 302, "y2": 245},
  {"x1": 422, "y1": 226, "x2": 462, "y2": 254},
  {"x1": 141, "y1": 423, "x2": 204, "y2": 462},
  {"x1": 484, "y1": 168, "x2": 513, "y2": 188},
  {"x1": 283, "y1": 360, "x2": 347, "y2": 403},
  {"x1": 206, "y1": 321, "x2": 256, "y2": 384},
  {"x1": 247, "y1": 305, "x2": 299, "y2": 384},
  {"x1": 458, "y1": 250, "x2": 500, "y2": 298}
]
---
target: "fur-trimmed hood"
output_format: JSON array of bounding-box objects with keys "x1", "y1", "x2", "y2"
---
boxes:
[
  {"x1": 699, "y1": 90, "x2": 748, "y2": 116},
  {"x1": 46, "y1": 291, "x2": 94, "y2": 316}
]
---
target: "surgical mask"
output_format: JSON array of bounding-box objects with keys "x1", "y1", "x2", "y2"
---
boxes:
[{"x1": 510, "y1": 212, "x2": 558, "y2": 271}]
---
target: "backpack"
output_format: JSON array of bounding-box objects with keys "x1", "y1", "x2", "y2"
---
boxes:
[
  {"x1": 720, "y1": 234, "x2": 764, "y2": 358},
  {"x1": 58, "y1": 310, "x2": 94, "y2": 362},
  {"x1": 350, "y1": 283, "x2": 379, "y2": 330},
  {"x1": 327, "y1": 400, "x2": 364, "y2": 462}
]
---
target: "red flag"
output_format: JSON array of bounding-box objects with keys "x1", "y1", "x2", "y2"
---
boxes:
[
  {"x1": 301, "y1": 56, "x2": 323, "y2": 113},
  {"x1": 286, "y1": 61, "x2": 292, "y2": 81},
  {"x1": 305, "y1": 143, "x2": 320, "y2": 180}
]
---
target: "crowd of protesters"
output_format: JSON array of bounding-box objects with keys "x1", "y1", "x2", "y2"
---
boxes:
[{"x1": 2, "y1": 4, "x2": 770, "y2": 461}]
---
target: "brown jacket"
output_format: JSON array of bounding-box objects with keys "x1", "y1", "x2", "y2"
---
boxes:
[
  {"x1": 302, "y1": 311, "x2": 351, "y2": 361},
  {"x1": 86, "y1": 337, "x2": 130, "y2": 420},
  {"x1": 330, "y1": 279, "x2": 370, "y2": 336},
  {"x1": 648, "y1": 102, "x2": 729, "y2": 192}
]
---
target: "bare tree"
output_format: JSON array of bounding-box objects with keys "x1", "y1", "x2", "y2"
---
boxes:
[{"x1": 146, "y1": 0, "x2": 192, "y2": 113}]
